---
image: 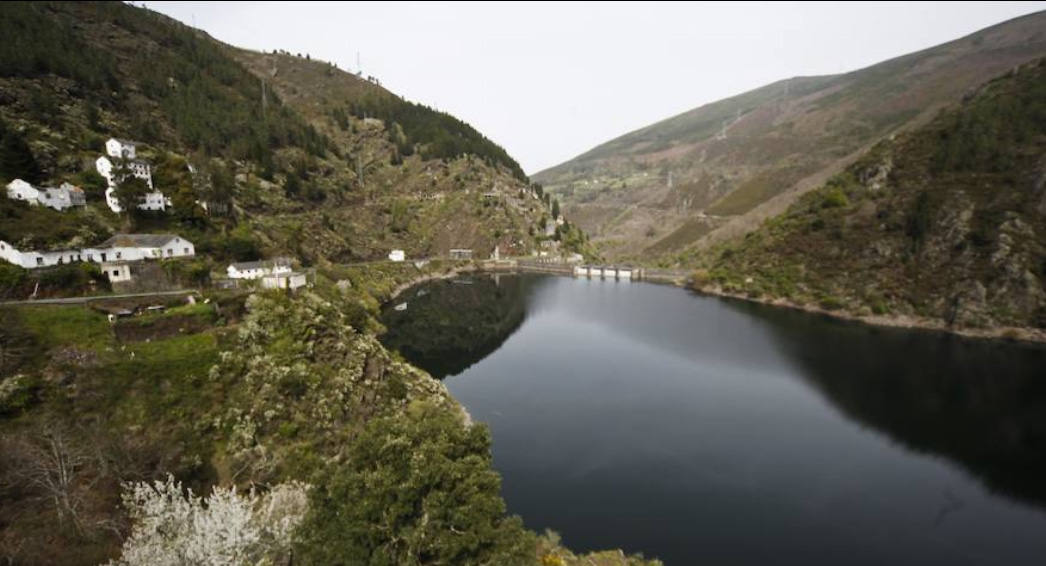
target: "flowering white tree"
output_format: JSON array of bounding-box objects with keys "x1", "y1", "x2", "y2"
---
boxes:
[{"x1": 108, "y1": 475, "x2": 308, "y2": 566}]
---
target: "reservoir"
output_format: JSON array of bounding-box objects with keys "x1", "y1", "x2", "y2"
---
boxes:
[{"x1": 380, "y1": 274, "x2": 1046, "y2": 565}]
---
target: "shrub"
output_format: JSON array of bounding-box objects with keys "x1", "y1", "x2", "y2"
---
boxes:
[
  {"x1": 819, "y1": 295, "x2": 844, "y2": 310},
  {"x1": 821, "y1": 187, "x2": 849, "y2": 208},
  {"x1": 109, "y1": 475, "x2": 309, "y2": 566}
]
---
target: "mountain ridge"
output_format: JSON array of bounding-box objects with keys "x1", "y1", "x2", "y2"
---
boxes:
[
  {"x1": 534, "y1": 10, "x2": 1046, "y2": 261},
  {"x1": 692, "y1": 57, "x2": 1046, "y2": 338}
]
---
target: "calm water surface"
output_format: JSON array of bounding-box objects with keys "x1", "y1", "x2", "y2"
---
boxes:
[{"x1": 380, "y1": 274, "x2": 1046, "y2": 565}]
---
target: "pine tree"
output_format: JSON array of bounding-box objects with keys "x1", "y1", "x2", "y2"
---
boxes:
[{"x1": 0, "y1": 120, "x2": 43, "y2": 183}]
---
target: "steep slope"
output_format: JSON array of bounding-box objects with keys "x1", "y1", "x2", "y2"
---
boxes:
[
  {"x1": 534, "y1": 10, "x2": 1046, "y2": 260},
  {"x1": 693, "y1": 59, "x2": 1046, "y2": 338},
  {"x1": 0, "y1": 3, "x2": 653, "y2": 565},
  {"x1": 0, "y1": 1, "x2": 554, "y2": 271}
]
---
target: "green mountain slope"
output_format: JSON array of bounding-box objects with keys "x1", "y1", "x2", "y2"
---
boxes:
[
  {"x1": 693, "y1": 59, "x2": 1046, "y2": 336},
  {"x1": 0, "y1": 3, "x2": 647, "y2": 565},
  {"x1": 0, "y1": 1, "x2": 551, "y2": 270},
  {"x1": 533, "y1": 10, "x2": 1046, "y2": 260}
]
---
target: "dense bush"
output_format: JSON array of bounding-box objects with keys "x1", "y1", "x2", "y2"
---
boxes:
[{"x1": 297, "y1": 401, "x2": 534, "y2": 565}]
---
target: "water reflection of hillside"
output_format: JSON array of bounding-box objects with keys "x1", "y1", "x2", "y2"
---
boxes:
[
  {"x1": 379, "y1": 275, "x2": 543, "y2": 378},
  {"x1": 719, "y1": 298, "x2": 1046, "y2": 508}
]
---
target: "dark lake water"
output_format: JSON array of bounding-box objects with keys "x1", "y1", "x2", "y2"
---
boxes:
[{"x1": 380, "y1": 274, "x2": 1046, "y2": 565}]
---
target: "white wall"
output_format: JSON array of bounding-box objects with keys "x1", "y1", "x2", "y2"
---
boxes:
[
  {"x1": 3, "y1": 237, "x2": 194, "y2": 269},
  {"x1": 0, "y1": 240, "x2": 82, "y2": 269},
  {"x1": 102, "y1": 263, "x2": 133, "y2": 282},
  {"x1": 228, "y1": 263, "x2": 292, "y2": 280},
  {"x1": 6, "y1": 179, "x2": 39, "y2": 203}
]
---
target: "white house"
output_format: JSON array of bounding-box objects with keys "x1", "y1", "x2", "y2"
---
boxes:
[
  {"x1": 105, "y1": 138, "x2": 137, "y2": 160},
  {"x1": 84, "y1": 234, "x2": 195, "y2": 263},
  {"x1": 96, "y1": 155, "x2": 155, "y2": 190},
  {"x1": 1, "y1": 233, "x2": 194, "y2": 270},
  {"x1": 96, "y1": 153, "x2": 166, "y2": 213},
  {"x1": 227, "y1": 257, "x2": 293, "y2": 280},
  {"x1": 4, "y1": 180, "x2": 85, "y2": 211},
  {"x1": 0, "y1": 240, "x2": 82, "y2": 269},
  {"x1": 388, "y1": 249, "x2": 405, "y2": 262},
  {"x1": 262, "y1": 271, "x2": 308, "y2": 290}
]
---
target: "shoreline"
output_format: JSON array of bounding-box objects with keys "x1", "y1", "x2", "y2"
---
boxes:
[
  {"x1": 691, "y1": 283, "x2": 1046, "y2": 346},
  {"x1": 382, "y1": 264, "x2": 1046, "y2": 346},
  {"x1": 386, "y1": 263, "x2": 486, "y2": 302}
]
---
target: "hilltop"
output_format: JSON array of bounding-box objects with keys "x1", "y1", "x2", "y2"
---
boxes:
[
  {"x1": 533, "y1": 11, "x2": 1046, "y2": 261},
  {"x1": 692, "y1": 59, "x2": 1046, "y2": 339}
]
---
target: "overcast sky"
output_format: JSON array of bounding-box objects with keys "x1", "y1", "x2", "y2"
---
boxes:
[{"x1": 148, "y1": 1, "x2": 1046, "y2": 174}]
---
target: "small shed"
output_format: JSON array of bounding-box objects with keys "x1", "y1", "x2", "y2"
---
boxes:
[{"x1": 101, "y1": 262, "x2": 133, "y2": 283}]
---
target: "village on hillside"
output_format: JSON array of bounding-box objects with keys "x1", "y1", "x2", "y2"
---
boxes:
[
  {"x1": 1, "y1": 137, "x2": 315, "y2": 294},
  {"x1": 1, "y1": 135, "x2": 595, "y2": 304}
]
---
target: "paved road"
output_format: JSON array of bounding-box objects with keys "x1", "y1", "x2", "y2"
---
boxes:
[{"x1": 1, "y1": 289, "x2": 195, "y2": 306}]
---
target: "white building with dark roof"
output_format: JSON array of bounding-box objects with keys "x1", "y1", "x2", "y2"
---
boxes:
[{"x1": 84, "y1": 234, "x2": 194, "y2": 263}]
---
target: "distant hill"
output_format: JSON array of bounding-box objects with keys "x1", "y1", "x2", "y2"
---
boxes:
[
  {"x1": 694, "y1": 58, "x2": 1046, "y2": 335},
  {"x1": 0, "y1": 1, "x2": 556, "y2": 269},
  {"x1": 533, "y1": 10, "x2": 1046, "y2": 260}
]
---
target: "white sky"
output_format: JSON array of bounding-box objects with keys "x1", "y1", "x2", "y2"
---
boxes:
[{"x1": 147, "y1": 1, "x2": 1046, "y2": 174}]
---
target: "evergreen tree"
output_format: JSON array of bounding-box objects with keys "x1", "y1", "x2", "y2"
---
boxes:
[{"x1": 0, "y1": 120, "x2": 42, "y2": 183}]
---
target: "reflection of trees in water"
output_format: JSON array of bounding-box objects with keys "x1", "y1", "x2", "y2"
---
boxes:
[
  {"x1": 720, "y1": 298, "x2": 1046, "y2": 508},
  {"x1": 380, "y1": 275, "x2": 540, "y2": 379}
]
